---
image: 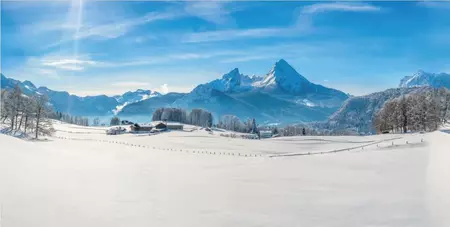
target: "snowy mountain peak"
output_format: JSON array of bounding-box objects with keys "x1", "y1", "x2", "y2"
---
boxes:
[
  {"x1": 222, "y1": 68, "x2": 240, "y2": 79},
  {"x1": 271, "y1": 59, "x2": 308, "y2": 81},
  {"x1": 399, "y1": 70, "x2": 450, "y2": 89},
  {"x1": 221, "y1": 68, "x2": 241, "y2": 85},
  {"x1": 204, "y1": 68, "x2": 248, "y2": 92},
  {"x1": 254, "y1": 59, "x2": 311, "y2": 94},
  {"x1": 414, "y1": 69, "x2": 426, "y2": 76},
  {"x1": 274, "y1": 58, "x2": 291, "y2": 69},
  {"x1": 23, "y1": 80, "x2": 37, "y2": 91},
  {"x1": 112, "y1": 89, "x2": 161, "y2": 115},
  {"x1": 115, "y1": 89, "x2": 161, "y2": 104}
]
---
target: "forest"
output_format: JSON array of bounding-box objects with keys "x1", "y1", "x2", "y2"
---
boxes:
[{"x1": 373, "y1": 88, "x2": 450, "y2": 133}]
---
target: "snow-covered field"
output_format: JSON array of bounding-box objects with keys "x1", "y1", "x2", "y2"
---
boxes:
[{"x1": 1, "y1": 121, "x2": 449, "y2": 227}]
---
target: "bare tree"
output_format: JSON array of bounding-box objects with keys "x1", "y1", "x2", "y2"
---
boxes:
[
  {"x1": 93, "y1": 117, "x2": 100, "y2": 126},
  {"x1": 1, "y1": 89, "x2": 9, "y2": 123},
  {"x1": 32, "y1": 95, "x2": 54, "y2": 139}
]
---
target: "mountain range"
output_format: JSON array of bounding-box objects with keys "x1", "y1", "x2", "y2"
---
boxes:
[
  {"x1": 2, "y1": 61, "x2": 450, "y2": 128},
  {"x1": 1, "y1": 73, "x2": 160, "y2": 116},
  {"x1": 120, "y1": 59, "x2": 349, "y2": 123},
  {"x1": 322, "y1": 70, "x2": 450, "y2": 133},
  {"x1": 1, "y1": 59, "x2": 350, "y2": 124}
]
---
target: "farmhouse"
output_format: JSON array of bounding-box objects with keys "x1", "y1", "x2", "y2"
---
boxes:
[
  {"x1": 130, "y1": 123, "x2": 153, "y2": 133},
  {"x1": 167, "y1": 124, "x2": 183, "y2": 130},
  {"x1": 153, "y1": 122, "x2": 167, "y2": 130},
  {"x1": 106, "y1": 126, "x2": 127, "y2": 135},
  {"x1": 152, "y1": 121, "x2": 184, "y2": 130},
  {"x1": 129, "y1": 122, "x2": 184, "y2": 133},
  {"x1": 259, "y1": 130, "x2": 273, "y2": 139}
]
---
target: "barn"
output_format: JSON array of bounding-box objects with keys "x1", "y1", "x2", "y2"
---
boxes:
[
  {"x1": 153, "y1": 122, "x2": 167, "y2": 130},
  {"x1": 130, "y1": 123, "x2": 153, "y2": 133},
  {"x1": 167, "y1": 124, "x2": 183, "y2": 130}
]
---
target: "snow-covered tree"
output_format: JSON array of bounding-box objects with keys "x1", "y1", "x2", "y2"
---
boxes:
[
  {"x1": 373, "y1": 89, "x2": 449, "y2": 133},
  {"x1": 32, "y1": 94, "x2": 54, "y2": 139},
  {"x1": 220, "y1": 115, "x2": 243, "y2": 132},
  {"x1": 152, "y1": 107, "x2": 212, "y2": 127}
]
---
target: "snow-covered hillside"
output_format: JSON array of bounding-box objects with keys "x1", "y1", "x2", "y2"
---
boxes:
[
  {"x1": 325, "y1": 87, "x2": 433, "y2": 133},
  {"x1": 119, "y1": 92, "x2": 186, "y2": 116},
  {"x1": 1, "y1": 121, "x2": 449, "y2": 227},
  {"x1": 114, "y1": 89, "x2": 161, "y2": 104},
  {"x1": 113, "y1": 89, "x2": 161, "y2": 114}
]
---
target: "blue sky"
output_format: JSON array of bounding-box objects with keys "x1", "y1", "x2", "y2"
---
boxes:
[{"x1": 2, "y1": 1, "x2": 450, "y2": 96}]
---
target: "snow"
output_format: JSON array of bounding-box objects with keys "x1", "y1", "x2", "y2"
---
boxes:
[
  {"x1": 1, "y1": 121, "x2": 449, "y2": 227},
  {"x1": 253, "y1": 59, "x2": 310, "y2": 93},
  {"x1": 296, "y1": 98, "x2": 316, "y2": 107},
  {"x1": 113, "y1": 101, "x2": 131, "y2": 115},
  {"x1": 113, "y1": 90, "x2": 161, "y2": 115},
  {"x1": 205, "y1": 68, "x2": 260, "y2": 93},
  {"x1": 399, "y1": 70, "x2": 450, "y2": 89}
]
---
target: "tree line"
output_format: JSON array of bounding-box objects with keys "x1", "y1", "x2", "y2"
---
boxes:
[
  {"x1": 217, "y1": 115, "x2": 258, "y2": 133},
  {"x1": 374, "y1": 88, "x2": 450, "y2": 133},
  {"x1": 54, "y1": 111, "x2": 89, "y2": 126},
  {"x1": 150, "y1": 107, "x2": 319, "y2": 137},
  {"x1": 152, "y1": 108, "x2": 213, "y2": 127},
  {"x1": 1, "y1": 86, "x2": 54, "y2": 139}
]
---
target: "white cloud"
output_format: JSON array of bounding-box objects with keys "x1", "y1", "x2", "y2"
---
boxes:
[
  {"x1": 41, "y1": 58, "x2": 97, "y2": 71},
  {"x1": 302, "y1": 3, "x2": 382, "y2": 14},
  {"x1": 160, "y1": 84, "x2": 169, "y2": 94},
  {"x1": 183, "y1": 1, "x2": 236, "y2": 25},
  {"x1": 25, "y1": 50, "x2": 230, "y2": 72},
  {"x1": 133, "y1": 36, "x2": 147, "y2": 44},
  {"x1": 79, "y1": 11, "x2": 178, "y2": 40},
  {"x1": 45, "y1": 11, "x2": 181, "y2": 49},
  {"x1": 418, "y1": 1, "x2": 450, "y2": 9},
  {"x1": 95, "y1": 51, "x2": 241, "y2": 68},
  {"x1": 182, "y1": 27, "x2": 306, "y2": 43},
  {"x1": 36, "y1": 68, "x2": 61, "y2": 79},
  {"x1": 111, "y1": 81, "x2": 151, "y2": 88}
]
